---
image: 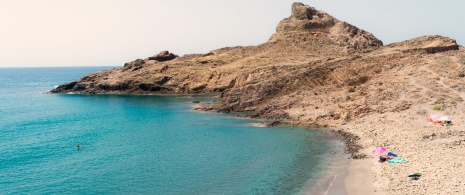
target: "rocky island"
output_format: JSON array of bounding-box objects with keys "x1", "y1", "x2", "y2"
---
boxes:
[{"x1": 51, "y1": 2, "x2": 465, "y2": 194}]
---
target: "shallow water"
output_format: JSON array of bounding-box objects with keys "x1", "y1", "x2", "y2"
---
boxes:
[{"x1": 0, "y1": 67, "x2": 345, "y2": 194}]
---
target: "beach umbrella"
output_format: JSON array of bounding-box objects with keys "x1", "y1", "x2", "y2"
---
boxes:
[
  {"x1": 429, "y1": 114, "x2": 442, "y2": 121},
  {"x1": 372, "y1": 147, "x2": 386, "y2": 155},
  {"x1": 439, "y1": 115, "x2": 452, "y2": 121}
]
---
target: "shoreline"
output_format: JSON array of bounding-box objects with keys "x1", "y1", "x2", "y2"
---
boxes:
[
  {"x1": 201, "y1": 109, "x2": 358, "y2": 195},
  {"x1": 57, "y1": 94, "x2": 465, "y2": 194},
  {"x1": 305, "y1": 149, "x2": 350, "y2": 195},
  {"x1": 193, "y1": 104, "x2": 375, "y2": 194},
  {"x1": 344, "y1": 159, "x2": 381, "y2": 195},
  {"x1": 238, "y1": 109, "x2": 465, "y2": 194},
  {"x1": 308, "y1": 129, "x2": 374, "y2": 195}
]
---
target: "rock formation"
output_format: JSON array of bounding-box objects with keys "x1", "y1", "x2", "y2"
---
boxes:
[
  {"x1": 269, "y1": 2, "x2": 383, "y2": 49},
  {"x1": 51, "y1": 2, "x2": 463, "y2": 157}
]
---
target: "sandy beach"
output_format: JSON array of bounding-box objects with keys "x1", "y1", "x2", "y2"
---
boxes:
[
  {"x1": 344, "y1": 159, "x2": 379, "y2": 195},
  {"x1": 225, "y1": 106, "x2": 465, "y2": 194},
  {"x1": 336, "y1": 111, "x2": 465, "y2": 194}
]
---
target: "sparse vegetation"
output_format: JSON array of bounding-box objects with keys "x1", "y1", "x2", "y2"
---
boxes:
[
  {"x1": 348, "y1": 88, "x2": 356, "y2": 92},
  {"x1": 432, "y1": 105, "x2": 442, "y2": 110},
  {"x1": 451, "y1": 99, "x2": 457, "y2": 105}
]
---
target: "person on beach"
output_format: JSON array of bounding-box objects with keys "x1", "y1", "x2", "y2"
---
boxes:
[
  {"x1": 443, "y1": 121, "x2": 453, "y2": 126},
  {"x1": 77, "y1": 143, "x2": 81, "y2": 150},
  {"x1": 379, "y1": 155, "x2": 394, "y2": 163}
]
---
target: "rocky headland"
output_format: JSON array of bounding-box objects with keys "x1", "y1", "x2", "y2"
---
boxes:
[{"x1": 51, "y1": 2, "x2": 465, "y2": 194}]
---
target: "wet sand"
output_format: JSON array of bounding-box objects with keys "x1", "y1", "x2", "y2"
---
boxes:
[{"x1": 344, "y1": 159, "x2": 385, "y2": 195}]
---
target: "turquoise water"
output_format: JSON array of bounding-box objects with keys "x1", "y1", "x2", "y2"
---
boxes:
[{"x1": 0, "y1": 67, "x2": 344, "y2": 194}]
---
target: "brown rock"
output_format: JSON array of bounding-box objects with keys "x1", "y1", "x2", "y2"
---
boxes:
[{"x1": 147, "y1": 51, "x2": 177, "y2": 62}]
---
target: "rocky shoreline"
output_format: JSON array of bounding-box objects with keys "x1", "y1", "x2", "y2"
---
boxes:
[{"x1": 203, "y1": 107, "x2": 367, "y2": 159}]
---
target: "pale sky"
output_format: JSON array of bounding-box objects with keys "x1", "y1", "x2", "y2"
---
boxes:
[{"x1": 1, "y1": 0, "x2": 464, "y2": 67}]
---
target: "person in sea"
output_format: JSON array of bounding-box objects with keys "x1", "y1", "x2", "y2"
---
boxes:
[{"x1": 77, "y1": 143, "x2": 81, "y2": 150}]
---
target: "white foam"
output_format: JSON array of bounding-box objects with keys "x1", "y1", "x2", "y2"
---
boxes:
[
  {"x1": 248, "y1": 122, "x2": 268, "y2": 127},
  {"x1": 324, "y1": 171, "x2": 347, "y2": 195}
]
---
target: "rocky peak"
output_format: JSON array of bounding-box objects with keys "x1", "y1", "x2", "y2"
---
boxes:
[
  {"x1": 291, "y1": 2, "x2": 312, "y2": 20},
  {"x1": 269, "y1": 2, "x2": 383, "y2": 49},
  {"x1": 278, "y1": 2, "x2": 336, "y2": 32}
]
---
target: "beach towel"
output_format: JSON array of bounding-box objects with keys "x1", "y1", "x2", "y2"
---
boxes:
[
  {"x1": 387, "y1": 157, "x2": 407, "y2": 164},
  {"x1": 387, "y1": 152, "x2": 397, "y2": 157}
]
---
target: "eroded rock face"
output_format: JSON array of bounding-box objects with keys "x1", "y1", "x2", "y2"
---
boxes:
[
  {"x1": 123, "y1": 59, "x2": 145, "y2": 71},
  {"x1": 276, "y1": 2, "x2": 336, "y2": 31},
  {"x1": 270, "y1": 2, "x2": 383, "y2": 49}
]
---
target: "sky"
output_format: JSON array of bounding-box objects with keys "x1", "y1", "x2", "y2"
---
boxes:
[{"x1": 1, "y1": 0, "x2": 464, "y2": 67}]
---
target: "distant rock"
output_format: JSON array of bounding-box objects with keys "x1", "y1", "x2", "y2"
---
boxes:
[
  {"x1": 147, "y1": 51, "x2": 177, "y2": 62},
  {"x1": 123, "y1": 59, "x2": 145, "y2": 71},
  {"x1": 387, "y1": 35, "x2": 459, "y2": 54}
]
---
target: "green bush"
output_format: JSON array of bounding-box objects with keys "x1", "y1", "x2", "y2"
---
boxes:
[
  {"x1": 451, "y1": 100, "x2": 457, "y2": 105},
  {"x1": 348, "y1": 88, "x2": 356, "y2": 93},
  {"x1": 432, "y1": 105, "x2": 442, "y2": 110}
]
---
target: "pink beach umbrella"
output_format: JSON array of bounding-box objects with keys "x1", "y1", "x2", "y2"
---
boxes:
[
  {"x1": 372, "y1": 147, "x2": 386, "y2": 155},
  {"x1": 427, "y1": 114, "x2": 442, "y2": 125},
  {"x1": 429, "y1": 115, "x2": 442, "y2": 121}
]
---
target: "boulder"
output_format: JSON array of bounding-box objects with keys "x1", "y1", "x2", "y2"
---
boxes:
[{"x1": 148, "y1": 51, "x2": 178, "y2": 62}]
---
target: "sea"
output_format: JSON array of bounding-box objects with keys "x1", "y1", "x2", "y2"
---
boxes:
[{"x1": 0, "y1": 66, "x2": 348, "y2": 194}]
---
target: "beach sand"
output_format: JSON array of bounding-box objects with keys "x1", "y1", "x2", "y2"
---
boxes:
[
  {"x1": 336, "y1": 111, "x2": 465, "y2": 194},
  {"x1": 344, "y1": 159, "x2": 385, "y2": 195},
  {"x1": 318, "y1": 159, "x2": 382, "y2": 195},
  {"x1": 303, "y1": 156, "x2": 349, "y2": 195}
]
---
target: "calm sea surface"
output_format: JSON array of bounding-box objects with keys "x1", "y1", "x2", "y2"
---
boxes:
[{"x1": 0, "y1": 67, "x2": 345, "y2": 194}]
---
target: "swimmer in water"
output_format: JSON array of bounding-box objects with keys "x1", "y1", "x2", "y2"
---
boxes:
[{"x1": 77, "y1": 143, "x2": 81, "y2": 150}]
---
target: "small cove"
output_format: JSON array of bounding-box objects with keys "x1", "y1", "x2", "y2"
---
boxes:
[{"x1": 0, "y1": 67, "x2": 346, "y2": 194}]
